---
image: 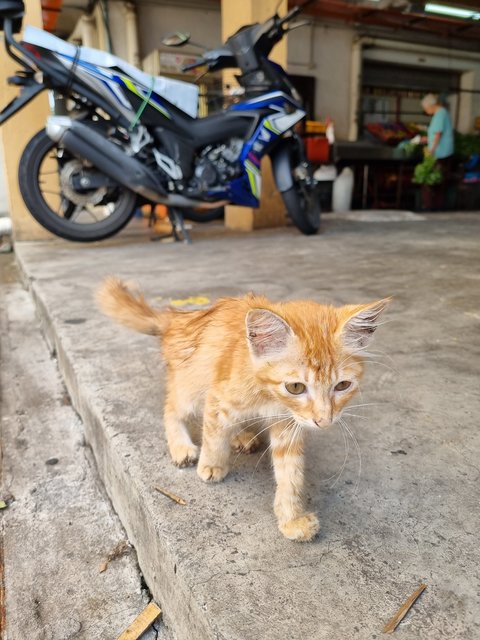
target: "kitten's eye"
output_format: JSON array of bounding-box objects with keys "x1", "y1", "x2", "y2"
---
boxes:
[
  {"x1": 285, "y1": 382, "x2": 306, "y2": 395},
  {"x1": 335, "y1": 380, "x2": 352, "y2": 392}
]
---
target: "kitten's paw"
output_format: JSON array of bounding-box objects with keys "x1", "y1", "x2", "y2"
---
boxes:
[
  {"x1": 279, "y1": 513, "x2": 320, "y2": 542},
  {"x1": 197, "y1": 463, "x2": 229, "y2": 483},
  {"x1": 231, "y1": 430, "x2": 260, "y2": 454},
  {"x1": 170, "y1": 444, "x2": 199, "y2": 468}
]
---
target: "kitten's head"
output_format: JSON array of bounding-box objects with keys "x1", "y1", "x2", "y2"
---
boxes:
[{"x1": 245, "y1": 298, "x2": 390, "y2": 429}]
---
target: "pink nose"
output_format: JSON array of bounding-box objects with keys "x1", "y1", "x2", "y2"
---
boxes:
[{"x1": 314, "y1": 418, "x2": 330, "y2": 428}]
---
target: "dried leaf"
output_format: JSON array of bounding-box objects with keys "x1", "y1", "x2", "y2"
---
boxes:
[
  {"x1": 99, "y1": 540, "x2": 131, "y2": 573},
  {"x1": 170, "y1": 296, "x2": 210, "y2": 307}
]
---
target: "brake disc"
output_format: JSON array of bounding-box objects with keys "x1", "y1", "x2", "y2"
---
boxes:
[{"x1": 59, "y1": 160, "x2": 108, "y2": 206}]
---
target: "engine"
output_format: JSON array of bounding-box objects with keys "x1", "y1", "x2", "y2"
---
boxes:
[{"x1": 191, "y1": 138, "x2": 244, "y2": 192}]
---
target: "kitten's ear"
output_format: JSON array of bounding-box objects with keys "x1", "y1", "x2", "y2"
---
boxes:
[
  {"x1": 246, "y1": 309, "x2": 293, "y2": 358},
  {"x1": 338, "y1": 298, "x2": 391, "y2": 351}
]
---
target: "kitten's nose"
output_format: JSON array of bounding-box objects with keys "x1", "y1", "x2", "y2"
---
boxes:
[{"x1": 314, "y1": 417, "x2": 330, "y2": 428}]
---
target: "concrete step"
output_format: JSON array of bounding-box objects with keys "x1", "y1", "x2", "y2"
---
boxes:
[
  {"x1": 14, "y1": 219, "x2": 480, "y2": 639},
  {"x1": 0, "y1": 263, "x2": 171, "y2": 640}
]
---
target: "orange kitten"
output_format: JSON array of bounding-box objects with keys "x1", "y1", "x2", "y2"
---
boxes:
[{"x1": 97, "y1": 278, "x2": 389, "y2": 541}]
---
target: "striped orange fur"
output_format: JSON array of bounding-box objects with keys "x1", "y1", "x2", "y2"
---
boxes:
[{"x1": 97, "y1": 278, "x2": 390, "y2": 541}]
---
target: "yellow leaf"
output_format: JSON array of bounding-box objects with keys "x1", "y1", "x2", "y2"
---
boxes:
[{"x1": 170, "y1": 296, "x2": 210, "y2": 307}]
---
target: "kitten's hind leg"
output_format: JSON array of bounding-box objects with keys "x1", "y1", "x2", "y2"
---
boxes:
[
  {"x1": 270, "y1": 422, "x2": 319, "y2": 542},
  {"x1": 231, "y1": 428, "x2": 260, "y2": 454},
  {"x1": 164, "y1": 400, "x2": 199, "y2": 468}
]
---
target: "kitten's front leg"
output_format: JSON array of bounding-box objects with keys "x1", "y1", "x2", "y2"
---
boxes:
[
  {"x1": 270, "y1": 422, "x2": 320, "y2": 542},
  {"x1": 197, "y1": 397, "x2": 232, "y2": 483}
]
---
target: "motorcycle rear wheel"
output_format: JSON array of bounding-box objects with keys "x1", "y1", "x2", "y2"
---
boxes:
[{"x1": 18, "y1": 128, "x2": 137, "y2": 242}]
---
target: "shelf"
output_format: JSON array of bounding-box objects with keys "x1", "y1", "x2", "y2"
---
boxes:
[{"x1": 363, "y1": 111, "x2": 427, "y2": 116}]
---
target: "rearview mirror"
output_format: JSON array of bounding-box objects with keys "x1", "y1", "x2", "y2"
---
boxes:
[{"x1": 161, "y1": 32, "x2": 191, "y2": 47}]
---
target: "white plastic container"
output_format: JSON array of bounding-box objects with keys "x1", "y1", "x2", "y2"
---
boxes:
[
  {"x1": 0, "y1": 216, "x2": 12, "y2": 236},
  {"x1": 332, "y1": 167, "x2": 354, "y2": 212}
]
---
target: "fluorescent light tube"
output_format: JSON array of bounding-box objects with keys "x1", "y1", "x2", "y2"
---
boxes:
[{"x1": 424, "y1": 3, "x2": 480, "y2": 20}]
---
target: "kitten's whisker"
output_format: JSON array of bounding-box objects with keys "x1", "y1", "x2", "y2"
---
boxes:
[
  {"x1": 339, "y1": 418, "x2": 362, "y2": 497},
  {"x1": 346, "y1": 402, "x2": 384, "y2": 410},
  {"x1": 278, "y1": 419, "x2": 296, "y2": 442},
  {"x1": 361, "y1": 348, "x2": 395, "y2": 363},
  {"x1": 286, "y1": 422, "x2": 301, "y2": 459},
  {"x1": 327, "y1": 421, "x2": 349, "y2": 488},
  {"x1": 337, "y1": 353, "x2": 360, "y2": 368},
  {"x1": 339, "y1": 345, "x2": 394, "y2": 369},
  {"x1": 342, "y1": 412, "x2": 367, "y2": 420},
  {"x1": 230, "y1": 413, "x2": 290, "y2": 431},
  {"x1": 253, "y1": 418, "x2": 295, "y2": 473},
  {"x1": 232, "y1": 413, "x2": 291, "y2": 438},
  {"x1": 231, "y1": 423, "x2": 275, "y2": 467},
  {"x1": 231, "y1": 417, "x2": 293, "y2": 467},
  {"x1": 254, "y1": 443, "x2": 273, "y2": 472},
  {"x1": 363, "y1": 360, "x2": 397, "y2": 373}
]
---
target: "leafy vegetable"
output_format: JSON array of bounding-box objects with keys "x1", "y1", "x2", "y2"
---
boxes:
[{"x1": 413, "y1": 155, "x2": 443, "y2": 186}]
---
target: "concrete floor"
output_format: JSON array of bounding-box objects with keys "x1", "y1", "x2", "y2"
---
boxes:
[
  {"x1": 6, "y1": 212, "x2": 480, "y2": 639},
  {"x1": 0, "y1": 257, "x2": 168, "y2": 639}
]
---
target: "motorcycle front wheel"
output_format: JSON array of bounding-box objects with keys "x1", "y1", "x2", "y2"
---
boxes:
[
  {"x1": 277, "y1": 136, "x2": 321, "y2": 236},
  {"x1": 281, "y1": 181, "x2": 321, "y2": 235},
  {"x1": 18, "y1": 128, "x2": 137, "y2": 242}
]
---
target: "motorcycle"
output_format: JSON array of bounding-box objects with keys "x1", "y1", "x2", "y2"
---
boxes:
[{"x1": 0, "y1": 0, "x2": 320, "y2": 242}]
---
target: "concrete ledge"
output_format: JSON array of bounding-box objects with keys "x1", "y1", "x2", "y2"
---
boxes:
[
  {"x1": 15, "y1": 218, "x2": 480, "y2": 639},
  {"x1": 0, "y1": 277, "x2": 165, "y2": 639}
]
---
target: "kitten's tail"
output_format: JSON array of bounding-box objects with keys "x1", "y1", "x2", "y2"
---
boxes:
[{"x1": 96, "y1": 277, "x2": 170, "y2": 336}]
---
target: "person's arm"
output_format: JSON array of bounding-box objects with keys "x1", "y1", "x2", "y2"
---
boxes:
[{"x1": 429, "y1": 131, "x2": 442, "y2": 156}]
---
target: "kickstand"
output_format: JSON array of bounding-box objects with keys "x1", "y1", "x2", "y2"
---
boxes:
[
  {"x1": 169, "y1": 207, "x2": 192, "y2": 244},
  {"x1": 150, "y1": 207, "x2": 192, "y2": 244}
]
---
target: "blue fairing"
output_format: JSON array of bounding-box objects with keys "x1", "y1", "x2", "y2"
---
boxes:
[
  {"x1": 229, "y1": 90, "x2": 294, "y2": 111},
  {"x1": 221, "y1": 91, "x2": 305, "y2": 207}
]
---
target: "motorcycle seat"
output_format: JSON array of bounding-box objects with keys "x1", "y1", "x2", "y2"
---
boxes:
[{"x1": 174, "y1": 110, "x2": 255, "y2": 147}]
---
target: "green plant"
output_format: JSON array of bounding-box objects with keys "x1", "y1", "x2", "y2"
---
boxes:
[
  {"x1": 413, "y1": 155, "x2": 443, "y2": 186},
  {"x1": 454, "y1": 132, "x2": 480, "y2": 159}
]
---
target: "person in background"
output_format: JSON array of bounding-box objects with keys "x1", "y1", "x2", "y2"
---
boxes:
[
  {"x1": 421, "y1": 93, "x2": 454, "y2": 160},
  {"x1": 420, "y1": 93, "x2": 454, "y2": 208}
]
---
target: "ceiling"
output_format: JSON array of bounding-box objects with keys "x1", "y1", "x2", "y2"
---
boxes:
[
  {"x1": 297, "y1": 1, "x2": 480, "y2": 51},
  {"x1": 44, "y1": 0, "x2": 480, "y2": 53}
]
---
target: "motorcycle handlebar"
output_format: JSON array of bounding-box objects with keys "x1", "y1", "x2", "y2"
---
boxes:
[
  {"x1": 278, "y1": 0, "x2": 316, "y2": 27},
  {"x1": 181, "y1": 1, "x2": 317, "y2": 74}
]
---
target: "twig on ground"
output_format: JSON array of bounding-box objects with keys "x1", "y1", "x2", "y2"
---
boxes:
[
  {"x1": 383, "y1": 583, "x2": 427, "y2": 634},
  {"x1": 117, "y1": 602, "x2": 162, "y2": 640},
  {"x1": 153, "y1": 485, "x2": 187, "y2": 505}
]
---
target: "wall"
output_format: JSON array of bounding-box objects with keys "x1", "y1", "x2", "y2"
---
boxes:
[
  {"x1": 0, "y1": 0, "x2": 52, "y2": 240},
  {"x1": 136, "y1": 2, "x2": 221, "y2": 62},
  {"x1": 74, "y1": 1, "x2": 480, "y2": 139},
  {"x1": 0, "y1": 152, "x2": 8, "y2": 215},
  {"x1": 287, "y1": 23, "x2": 355, "y2": 139}
]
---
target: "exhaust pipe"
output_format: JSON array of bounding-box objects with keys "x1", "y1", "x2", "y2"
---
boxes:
[{"x1": 46, "y1": 116, "x2": 168, "y2": 203}]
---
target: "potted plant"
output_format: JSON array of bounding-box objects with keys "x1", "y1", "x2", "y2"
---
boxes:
[{"x1": 412, "y1": 154, "x2": 443, "y2": 210}]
